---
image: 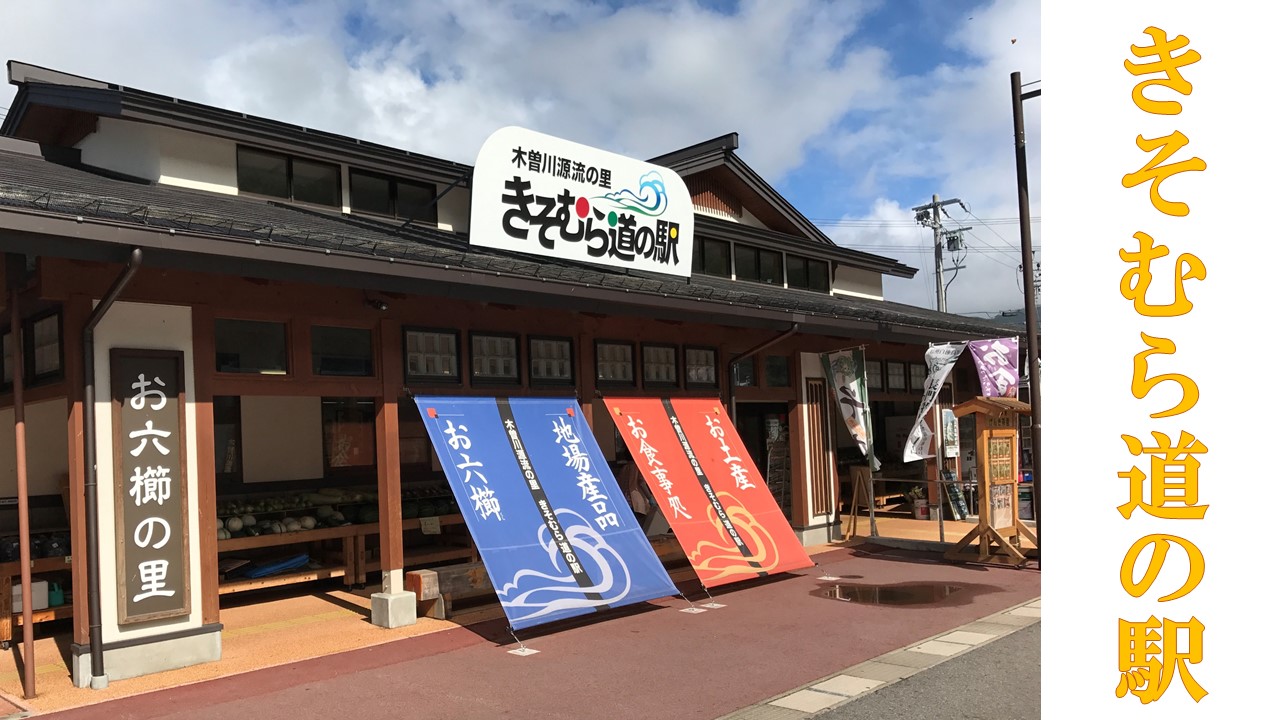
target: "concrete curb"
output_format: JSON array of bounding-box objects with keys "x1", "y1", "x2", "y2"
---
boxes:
[{"x1": 714, "y1": 597, "x2": 1042, "y2": 719}]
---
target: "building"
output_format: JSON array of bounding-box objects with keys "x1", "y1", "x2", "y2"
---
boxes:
[{"x1": 0, "y1": 60, "x2": 1022, "y2": 687}]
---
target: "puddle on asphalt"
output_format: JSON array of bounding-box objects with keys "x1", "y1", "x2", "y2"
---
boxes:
[{"x1": 811, "y1": 583, "x2": 964, "y2": 605}]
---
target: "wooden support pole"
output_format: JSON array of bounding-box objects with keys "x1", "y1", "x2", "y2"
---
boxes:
[
  {"x1": 375, "y1": 318, "x2": 403, "y2": 592},
  {"x1": 9, "y1": 271, "x2": 35, "y2": 698}
]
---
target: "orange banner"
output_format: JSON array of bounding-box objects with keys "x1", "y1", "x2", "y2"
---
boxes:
[{"x1": 606, "y1": 397, "x2": 813, "y2": 587}]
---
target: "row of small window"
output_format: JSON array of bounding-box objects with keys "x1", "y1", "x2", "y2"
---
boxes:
[
  {"x1": 691, "y1": 238, "x2": 831, "y2": 293},
  {"x1": 1, "y1": 311, "x2": 62, "y2": 390},
  {"x1": 868, "y1": 360, "x2": 930, "y2": 393},
  {"x1": 236, "y1": 146, "x2": 439, "y2": 223}
]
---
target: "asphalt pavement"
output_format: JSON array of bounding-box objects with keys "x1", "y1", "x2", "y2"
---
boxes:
[{"x1": 814, "y1": 623, "x2": 1040, "y2": 720}]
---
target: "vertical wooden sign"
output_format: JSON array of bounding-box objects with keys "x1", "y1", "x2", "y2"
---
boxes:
[{"x1": 112, "y1": 349, "x2": 191, "y2": 624}]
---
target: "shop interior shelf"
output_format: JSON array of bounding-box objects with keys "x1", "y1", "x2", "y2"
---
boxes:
[
  {"x1": 218, "y1": 565, "x2": 349, "y2": 595},
  {"x1": 0, "y1": 555, "x2": 72, "y2": 576},
  {"x1": 366, "y1": 547, "x2": 475, "y2": 575},
  {"x1": 216, "y1": 524, "x2": 366, "y2": 552},
  {"x1": 14, "y1": 604, "x2": 73, "y2": 625}
]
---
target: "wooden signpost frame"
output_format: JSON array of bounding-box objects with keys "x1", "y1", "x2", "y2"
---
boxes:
[{"x1": 944, "y1": 397, "x2": 1038, "y2": 567}]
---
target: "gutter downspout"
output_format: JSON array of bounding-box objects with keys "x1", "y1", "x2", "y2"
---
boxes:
[
  {"x1": 726, "y1": 323, "x2": 800, "y2": 424},
  {"x1": 83, "y1": 248, "x2": 142, "y2": 690}
]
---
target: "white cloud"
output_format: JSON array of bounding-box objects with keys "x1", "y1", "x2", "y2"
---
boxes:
[{"x1": 0, "y1": 0, "x2": 1039, "y2": 316}]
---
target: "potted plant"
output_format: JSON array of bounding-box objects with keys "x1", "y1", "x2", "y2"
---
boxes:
[{"x1": 907, "y1": 485, "x2": 930, "y2": 520}]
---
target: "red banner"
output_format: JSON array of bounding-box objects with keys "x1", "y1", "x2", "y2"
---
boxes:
[{"x1": 605, "y1": 397, "x2": 813, "y2": 587}]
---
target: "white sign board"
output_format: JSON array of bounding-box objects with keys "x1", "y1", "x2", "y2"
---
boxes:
[{"x1": 469, "y1": 126, "x2": 694, "y2": 277}]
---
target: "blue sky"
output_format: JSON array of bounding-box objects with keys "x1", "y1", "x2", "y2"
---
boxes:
[{"x1": 0, "y1": 0, "x2": 1039, "y2": 314}]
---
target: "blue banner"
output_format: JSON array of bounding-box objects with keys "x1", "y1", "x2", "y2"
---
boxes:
[{"x1": 414, "y1": 396, "x2": 677, "y2": 631}]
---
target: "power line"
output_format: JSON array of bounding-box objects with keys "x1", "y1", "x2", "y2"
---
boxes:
[{"x1": 815, "y1": 216, "x2": 1039, "y2": 227}]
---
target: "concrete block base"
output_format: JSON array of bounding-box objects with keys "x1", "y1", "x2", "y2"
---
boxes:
[
  {"x1": 371, "y1": 590, "x2": 417, "y2": 629},
  {"x1": 71, "y1": 627, "x2": 222, "y2": 688}
]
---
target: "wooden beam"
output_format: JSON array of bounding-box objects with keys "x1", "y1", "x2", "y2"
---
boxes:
[
  {"x1": 375, "y1": 318, "x2": 403, "y2": 583},
  {"x1": 191, "y1": 304, "x2": 220, "y2": 627},
  {"x1": 62, "y1": 295, "x2": 91, "y2": 646}
]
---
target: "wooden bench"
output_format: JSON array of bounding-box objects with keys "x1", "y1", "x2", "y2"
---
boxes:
[{"x1": 404, "y1": 562, "x2": 493, "y2": 620}]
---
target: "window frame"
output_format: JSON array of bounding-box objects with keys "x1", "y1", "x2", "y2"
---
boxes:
[
  {"x1": 763, "y1": 354, "x2": 792, "y2": 388},
  {"x1": 865, "y1": 359, "x2": 883, "y2": 391},
  {"x1": 693, "y1": 237, "x2": 731, "y2": 278},
  {"x1": 348, "y1": 168, "x2": 439, "y2": 224},
  {"x1": 27, "y1": 310, "x2": 63, "y2": 383},
  {"x1": 594, "y1": 340, "x2": 636, "y2": 387},
  {"x1": 734, "y1": 244, "x2": 784, "y2": 285},
  {"x1": 909, "y1": 362, "x2": 929, "y2": 392},
  {"x1": 236, "y1": 145, "x2": 341, "y2": 209},
  {"x1": 310, "y1": 324, "x2": 376, "y2": 377},
  {"x1": 213, "y1": 317, "x2": 291, "y2": 376},
  {"x1": 528, "y1": 335, "x2": 575, "y2": 387},
  {"x1": 731, "y1": 356, "x2": 757, "y2": 388},
  {"x1": 886, "y1": 361, "x2": 907, "y2": 391},
  {"x1": 641, "y1": 343, "x2": 680, "y2": 388},
  {"x1": 403, "y1": 327, "x2": 462, "y2": 385},
  {"x1": 684, "y1": 345, "x2": 719, "y2": 388},
  {"x1": 469, "y1": 331, "x2": 522, "y2": 385}
]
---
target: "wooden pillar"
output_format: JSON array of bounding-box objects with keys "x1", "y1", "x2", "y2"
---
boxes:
[
  {"x1": 788, "y1": 399, "x2": 806, "y2": 527},
  {"x1": 375, "y1": 318, "x2": 403, "y2": 591},
  {"x1": 63, "y1": 296, "x2": 91, "y2": 647},
  {"x1": 191, "y1": 305, "x2": 220, "y2": 625}
]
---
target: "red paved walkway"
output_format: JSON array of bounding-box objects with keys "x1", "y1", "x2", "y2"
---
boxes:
[{"x1": 41, "y1": 546, "x2": 1040, "y2": 720}]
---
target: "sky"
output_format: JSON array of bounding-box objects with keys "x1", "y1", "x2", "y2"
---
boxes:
[{"x1": 0, "y1": 0, "x2": 1039, "y2": 316}]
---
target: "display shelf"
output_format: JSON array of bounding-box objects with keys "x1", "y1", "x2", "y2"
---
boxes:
[
  {"x1": 0, "y1": 555, "x2": 72, "y2": 576},
  {"x1": 14, "y1": 604, "x2": 73, "y2": 625},
  {"x1": 217, "y1": 524, "x2": 364, "y2": 552},
  {"x1": 218, "y1": 565, "x2": 349, "y2": 595}
]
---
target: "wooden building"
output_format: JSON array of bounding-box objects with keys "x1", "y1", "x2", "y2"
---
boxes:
[{"x1": 0, "y1": 60, "x2": 1020, "y2": 687}]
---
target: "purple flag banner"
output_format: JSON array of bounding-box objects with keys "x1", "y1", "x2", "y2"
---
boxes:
[{"x1": 969, "y1": 337, "x2": 1020, "y2": 398}]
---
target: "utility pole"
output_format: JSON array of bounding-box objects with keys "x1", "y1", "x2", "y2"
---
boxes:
[
  {"x1": 1011, "y1": 71, "x2": 1041, "y2": 556},
  {"x1": 912, "y1": 195, "x2": 965, "y2": 312}
]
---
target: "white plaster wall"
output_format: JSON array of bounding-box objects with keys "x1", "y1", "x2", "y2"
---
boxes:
[
  {"x1": 78, "y1": 118, "x2": 238, "y2": 195},
  {"x1": 438, "y1": 185, "x2": 470, "y2": 233},
  {"x1": 92, "y1": 301, "x2": 204, "y2": 642},
  {"x1": 0, "y1": 399, "x2": 70, "y2": 497},
  {"x1": 832, "y1": 264, "x2": 884, "y2": 300}
]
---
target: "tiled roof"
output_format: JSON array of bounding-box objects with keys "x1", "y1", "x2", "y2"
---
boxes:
[{"x1": 0, "y1": 146, "x2": 1020, "y2": 339}]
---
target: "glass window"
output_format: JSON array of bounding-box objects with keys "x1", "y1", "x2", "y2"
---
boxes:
[
  {"x1": 291, "y1": 158, "x2": 340, "y2": 207},
  {"x1": 807, "y1": 258, "x2": 830, "y2": 293},
  {"x1": 595, "y1": 341, "x2": 634, "y2": 384},
  {"x1": 350, "y1": 170, "x2": 393, "y2": 216},
  {"x1": 397, "y1": 180, "x2": 438, "y2": 224},
  {"x1": 865, "y1": 359, "x2": 883, "y2": 391},
  {"x1": 237, "y1": 147, "x2": 289, "y2": 199},
  {"x1": 530, "y1": 337, "x2": 573, "y2": 385},
  {"x1": 322, "y1": 397, "x2": 377, "y2": 470},
  {"x1": 31, "y1": 314, "x2": 61, "y2": 378},
  {"x1": 405, "y1": 329, "x2": 459, "y2": 383},
  {"x1": 886, "y1": 361, "x2": 907, "y2": 390},
  {"x1": 734, "y1": 245, "x2": 783, "y2": 285},
  {"x1": 786, "y1": 254, "x2": 807, "y2": 289},
  {"x1": 786, "y1": 255, "x2": 830, "y2": 292},
  {"x1": 685, "y1": 347, "x2": 718, "y2": 387},
  {"x1": 471, "y1": 333, "x2": 519, "y2": 383},
  {"x1": 311, "y1": 326, "x2": 374, "y2": 376},
  {"x1": 909, "y1": 363, "x2": 928, "y2": 392},
  {"x1": 734, "y1": 244, "x2": 758, "y2": 281},
  {"x1": 215, "y1": 319, "x2": 288, "y2": 374},
  {"x1": 694, "y1": 238, "x2": 731, "y2": 277},
  {"x1": 758, "y1": 249, "x2": 784, "y2": 284},
  {"x1": 764, "y1": 355, "x2": 791, "y2": 387},
  {"x1": 642, "y1": 344, "x2": 678, "y2": 386},
  {"x1": 731, "y1": 358, "x2": 756, "y2": 387}
]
